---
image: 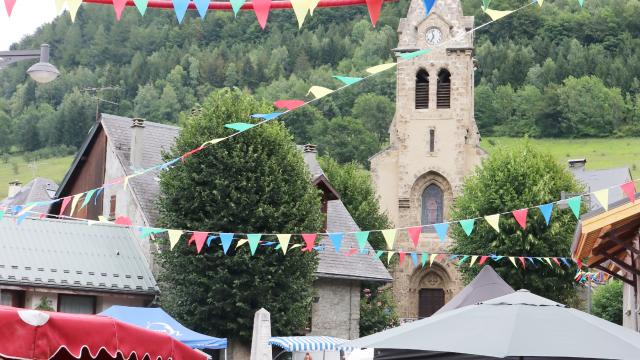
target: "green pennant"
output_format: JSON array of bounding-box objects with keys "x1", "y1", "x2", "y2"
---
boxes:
[
  {"x1": 134, "y1": 0, "x2": 149, "y2": 15},
  {"x1": 80, "y1": 189, "x2": 96, "y2": 209},
  {"x1": 459, "y1": 219, "x2": 475, "y2": 236},
  {"x1": 334, "y1": 76, "x2": 363, "y2": 86},
  {"x1": 482, "y1": 0, "x2": 491, "y2": 10},
  {"x1": 458, "y1": 255, "x2": 470, "y2": 265},
  {"x1": 139, "y1": 227, "x2": 167, "y2": 238},
  {"x1": 399, "y1": 49, "x2": 429, "y2": 60},
  {"x1": 355, "y1": 231, "x2": 370, "y2": 252},
  {"x1": 0, "y1": 210, "x2": 4, "y2": 221},
  {"x1": 230, "y1": 0, "x2": 245, "y2": 16},
  {"x1": 421, "y1": 252, "x2": 428, "y2": 267},
  {"x1": 374, "y1": 250, "x2": 384, "y2": 259},
  {"x1": 578, "y1": 0, "x2": 584, "y2": 6},
  {"x1": 247, "y1": 234, "x2": 262, "y2": 256},
  {"x1": 567, "y1": 196, "x2": 582, "y2": 219},
  {"x1": 224, "y1": 122, "x2": 255, "y2": 132}
]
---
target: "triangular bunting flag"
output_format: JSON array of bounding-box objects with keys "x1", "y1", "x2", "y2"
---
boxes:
[
  {"x1": 512, "y1": 208, "x2": 528, "y2": 229},
  {"x1": 236, "y1": 239, "x2": 249, "y2": 249},
  {"x1": 364, "y1": 0, "x2": 383, "y2": 26},
  {"x1": 483, "y1": 8, "x2": 513, "y2": 21},
  {"x1": 0, "y1": 210, "x2": 4, "y2": 221},
  {"x1": 411, "y1": 252, "x2": 419, "y2": 267},
  {"x1": 386, "y1": 251, "x2": 394, "y2": 264},
  {"x1": 479, "y1": 255, "x2": 489, "y2": 265},
  {"x1": 67, "y1": 0, "x2": 83, "y2": 21},
  {"x1": 230, "y1": 0, "x2": 245, "y2": 15},
  {"x1": 277, "y1": 234, "x2": 291, "y2": 254},
  {"x1": 253, "y1": 0, "x2": 272, "y2": 29},
  {"x1": 552, "y1": 257, "x2": 562, "y2": 267},
  {"x1": 80, "y1": 189, "x2": 96, "y2": 209},
  {"x1": 302, "y1": 233, "x2": 317, "y2": 251},
  {"x1": 433, "y1": 223, "x2": 449, "y2": 243},
  {"x1": 69, "y1": 193, "x2": 83, "y2": 216},
  {"x1": 458, "y1": 255, "x2": 470, "y2": 265},
  {"x1": 537, "y1": 0, "x2": 543, "y2": 6},
  {"x1": 422, "y1": 0, "x2": 435, "y2": 15},
  {"x1": 139, "y1": 227, "x2": 166, "y2": 238},
  {"x1": 112, "y1": 0, "x2": 128, "y2": 20},
  {"x1": 373, "y1": 250, "x2": 384, "y2": 259},
  {"x1": 399, "y1": 251, "x2": 406, "y2": 266},
  {"x1": 469, "y1": 255, "x2": 478, "y2": 266},
  {"x1": 133, "y1": 0, "x2": 148, "y2": 15},
  {"x1": 334, "y1": 76, "x2": 363, "y2": 86},
  {"x1": 3, "y1": 0, "x2": 15, "y2": 16},
  {"x1": 578, "y1": 0, "x2": 584, "y2": 6},
  {"x1": 59, "y1": 196, "x2": 72, "y2": 216},
  {"x1": 193, "y1": 0, "x2": 210, "y2": 18},
  {"x1": 168, "y1": 230, "x2": 183, "y2": 250},
  {"x1": 484, "y1": 214, "x2": 500, "y2": 232},
  {"x1": 247, "y1": 234, "x2": 262, "y2": 255},
  {"x1": 345, "y1": 248, "x2": 358, "y2": 256},
  {"x1": 621, "y1": 182, "x2": 636, "y2": 203},
  {"x1": 538, "y1": 203, "x2": 553, "y2": 225},
  {"x1": 290, "y1": 0, "x2": 309, "y2": 28},
  {"x1": 225, "y1": 122, "x2": 255, "y2": 132},
  {"x1": 307, "y1": 86, "x2": 334, "y2": 99},
  {"x1": 429, "y1": 253, "x2": 438, "y2": 265},
  {"x1": 250, "y1": 112, "x2": 283, "y2": 121},
  {"x1": 355, "y1": 231, "x2": 369, "y2": 252},
  {"x1": 274, "y1": 100, "x2": 305, "y2": 110},
  {"x1": 482, "y1": 0, "x2": 491, "y2": 10},
  {"x1": 407, "y1": 226, "x2": 421, "y2": 248},
  {"x1": 399, "y1": 49, "x2": 429, "y2": 60},
  {"x1": 190, "y1": 232, "x2": 208, "y2": 253},
  {"x1": 201, "y1": 138, "x2": 225, "y2": 147},
  {"x1": 421, "y1": 252, "x2": 428, "y2": 267},
  {"x1": 567, "y1": 196, "x2": 582, "y2": 219},
  {"x1": 219, "y1": 233, "x2": 234, "y2": 254},
  {"x1": 306, "y1": 0, "x2": 321, "y2": 15},
  {"x1": 329, "y1": 233, "x2": 344, "y2": 253},
  {"x1": 518, "y1": 256, "x2": 526, "y2": 269},
  {"x1": 459, "y1": 219, "x2": 475, "y2": 236},
  {"x1": 206, "y1": 234, "x2": 217, "y2": 246},
  {"x1": 593, "y1": 189, "x2": 609, "y2": 211},
  {"x1": 544, "y1": 257, "x2": 553, "y2": 267},
  {"x1": 365, "y1": 63, "x2": 396, "y2": 74},
  {"x1": 381, "y1": 229, "x2": 396, "y2": 249},
  {"x1": 54, "y1": 0, "x2": 66, "y2": 13},
  {"x1": 509, "y1": 256, "x2": 518, "y2": 268}
]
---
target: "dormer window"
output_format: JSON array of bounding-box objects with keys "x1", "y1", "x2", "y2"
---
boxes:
[
  {"x1": 437, "y1": 69, "x2": 451, "y2": 109},
  {"x1": 416, "y1": 69, "x2": 429, "y2": 109}
]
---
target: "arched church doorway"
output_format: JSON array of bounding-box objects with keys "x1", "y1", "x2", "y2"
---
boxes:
[{"x1": 419, "y1": 288, "x2": 444, "y2": 318}]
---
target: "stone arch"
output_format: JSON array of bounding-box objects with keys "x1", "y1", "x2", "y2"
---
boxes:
[
  {"x1": 408, "y1": 262, "x2": 457, "y2": 318},
  {"x1": 410, "y1": 171, "x2": 454, "y2": 226}
]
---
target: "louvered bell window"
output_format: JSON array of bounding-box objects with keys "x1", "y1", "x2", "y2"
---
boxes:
[
  {"x1": 437, "y1": 69, "x2": 451, "y2": 109},
  {"x1": 415, "y1": 69, "x2": 429, "y2": 109}
]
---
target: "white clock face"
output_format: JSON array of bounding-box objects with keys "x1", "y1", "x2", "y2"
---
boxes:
[{"x1": 425, "y1": 27, "x2": 443, "y2": 45}]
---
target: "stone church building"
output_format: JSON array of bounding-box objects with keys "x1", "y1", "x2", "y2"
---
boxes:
[{"x1": 370, "y1": 0, "x2": 486, "y2": 321}]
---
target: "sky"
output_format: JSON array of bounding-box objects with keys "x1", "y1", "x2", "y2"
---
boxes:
[{"x1": 0, "y1": 2, "x2": 59, "y2": 51}]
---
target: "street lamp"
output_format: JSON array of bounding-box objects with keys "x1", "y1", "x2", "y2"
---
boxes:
[{"x1": 0, "y1": 44, "x2": 59, "y2": 84}]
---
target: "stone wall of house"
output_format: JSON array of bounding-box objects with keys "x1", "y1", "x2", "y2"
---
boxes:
[
  {"x1": 370, "y1": 0, "x2": 484, "y2": 320},
  {"x1": 310, "y1": 278, "x2": 360, "y2": 339}
]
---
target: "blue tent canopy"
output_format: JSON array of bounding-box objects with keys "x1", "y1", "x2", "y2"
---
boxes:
[{"x1": 100, "y1": 306, "x2": 227, "y2": 350}]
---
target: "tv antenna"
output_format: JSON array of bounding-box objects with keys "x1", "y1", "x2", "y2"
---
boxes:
[{"x1": 82, "y1": 86, "x2": 120, "y2": 121}]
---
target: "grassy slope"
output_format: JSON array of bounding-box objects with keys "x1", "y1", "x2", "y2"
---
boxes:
[
  {"x1": 0, "y1": 156, "x2": 74, "y2": 198},
  {"x1": 0, "y1": 138, "x2": 638, "y2": 199},
  {"x1": 483, "y1": 137, "x2": 640, "y2": 179}
]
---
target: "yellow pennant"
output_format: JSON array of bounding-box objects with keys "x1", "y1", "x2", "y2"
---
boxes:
[
  {"x1": 168, "y1": 230, "x2": 183, "y2": 250},
  {"x1": 387, "y1": 251, "x2": 395, "y2": 264},
  {"x1": 98, "y1": 216, "x2": 110, "y2": 223},
  {"x1": 381, "y1": 229, "x2": 397, "y2": 249},
  {"x1": 87, "y1": 220, "x2": 99, "y2": 226},
  {"x1": 67, "y1": 0, "x2": 82, "y2": 21},
  {"x1": 306, "y1": 0, "x2": 321, "y2": 15},
  {"x1": 593, "y1": 189, "x2": 609, "y2": 211},
  {"x1": 307, "y1": 86, "x2": 334, "y2": 99},
  {"x1": 235, "y1": 239, "x2": 249, "y2": 249},
  {"x1": 54, "y1": 0, "x2": 67, "y2": 13},
  {"x1": 537, "y1": 0, "x2": 543, "y2": 6},
  {"x1": 544, "y1": 257, "x2": 553, "y2": 266},
  {"x1": 69, "y1": 193, "x2": 83, "y2": 216},
  {"x1": 429, "y1": 253, "x2": 438, "y2": 265},
  {"x1": 469, "y1": 255, "x2": 478, "y2": 266},
  {"x1": 277, "y1": 234, "x2": 291, "y2": 254},
  {"x1": 201, "y1": 138, "x2": 225, "y2": 147},
  {"x1": 123, "y1": 175, "x2": 134, "y2": 191},
  {"x1": 290, "y1": 0, "x2": 309, "y2": 28},
  {"x1": 509, "y1": 256, "x2": 518, "y2": 268},
  {"x1": 365, "y1": 63, "x2": 397, "y2": 74},
  {"x1": 484, "y1": 214, "x2": 500, "y2": 233},
  {"x1": 289, "y1": 244, "x2": 302, "y2": 250},
  {"x1": 484, "y1": 8, "x2": 513, "y2": 21}
]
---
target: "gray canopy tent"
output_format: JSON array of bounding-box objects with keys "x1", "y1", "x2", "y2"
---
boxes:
[{"x1": 342, "y1": 290, "x2": 640, "y2": 360}]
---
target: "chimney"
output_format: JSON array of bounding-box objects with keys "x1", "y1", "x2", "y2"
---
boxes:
[
  {"x1": 130, "y1": 118, "x2": 145, "y2": 170},
  {"x1": 303, "y1": 144, "x2": 317, "y2": 153},
  {"x1": 7, "y1": 180, "x2": 22, "y2": 198},
  {"x1": 568, "y1": 158, "x2": 587, "y2": 170}
]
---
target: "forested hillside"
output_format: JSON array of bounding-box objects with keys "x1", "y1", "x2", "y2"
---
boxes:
[{"x1": 1, "y1": 0, "x2": 639, "y2": 167}]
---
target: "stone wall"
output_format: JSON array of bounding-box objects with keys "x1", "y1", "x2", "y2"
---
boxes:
[{"x1": 310, "y1": 278, "x2": 360, "y2": 339}]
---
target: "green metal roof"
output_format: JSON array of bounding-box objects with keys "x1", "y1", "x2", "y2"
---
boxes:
[{"x1": 0, "y1": 217, "x2": 157, "y2": 295}]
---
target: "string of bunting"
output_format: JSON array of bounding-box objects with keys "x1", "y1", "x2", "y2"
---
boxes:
[
  {"x1": 6, "y1": 0, "x2": 545, "y2": 217},
  {"x1": 574, "y1": 269, "x2": 608, "y2": 286},
  {"x1": 0, "y1": 210, "x2": 579, "y2": 271}
]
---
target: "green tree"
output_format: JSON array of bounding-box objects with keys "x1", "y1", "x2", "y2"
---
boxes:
[
  {"x1": 312, "y1": 116, "x2": 379, "y2": 166},
  {"x1": 352, "y1": 93, "x2": 395, "y2": 141},
  {"x1": 359, "y1": 287, "x2": 398, "y2": 336},
  {"x1": 157, "y1": 89, "x2": 323, "y2": 342},
  {"x1": 592, "y1": 280, "x2": 623, "y2": 325},
  {"x1": 449, "y1": 142, "x2": 583, "y2": 304}
]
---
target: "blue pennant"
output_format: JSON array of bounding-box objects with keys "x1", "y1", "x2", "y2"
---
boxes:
[
  {"x1": 411, "y1": 252, "x2": 419, "y2": 267},
  {"x1": 193, "y1": 0, "x2": 210, "y2": 18},
  {"x1": 329, "y1": 233, "x2": 344, "y2": 253},
  {"x1": 538, "y1": 203, "x2": 553, "y2": 225},
  {"x1": 423, "y1": 0, "x2": 436, "y2": 16},
  {"x1": 206, "y1": 234, "x2": 217, "y2": 247},
  {"x1": 250, "y1": 112, "x2": 283, "y2": 121},
  {"x1": 172, "y1": 0, "x2": 190, "y2": 23},
  {"x1": 433, "y1": 223, "x2": 449, "y2": 243},
  {"x1": 219, "y1": 233, "x2": 234, "y2": 254}
]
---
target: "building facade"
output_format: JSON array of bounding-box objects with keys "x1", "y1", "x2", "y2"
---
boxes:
[{"x1": 370, "y1": 0, "x2": 486, "y2": 320}]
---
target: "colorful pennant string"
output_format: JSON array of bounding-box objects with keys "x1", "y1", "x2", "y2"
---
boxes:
[{"x1": 333, "y1": 76, "x2": 364, "y2": 86}]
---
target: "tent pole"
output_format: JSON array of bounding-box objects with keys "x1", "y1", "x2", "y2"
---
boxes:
[{"x1": 224, "y1": 348, "x2": 227, "y2": 360}]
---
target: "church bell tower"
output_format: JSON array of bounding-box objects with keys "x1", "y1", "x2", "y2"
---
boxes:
[{"x1": 370, "y1": 0, "x2": 486, "y2": 320}]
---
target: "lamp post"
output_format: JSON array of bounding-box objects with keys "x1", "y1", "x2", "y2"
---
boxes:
[{"x1": 0, "y1": 44, "x2": 60, "y2": 83}]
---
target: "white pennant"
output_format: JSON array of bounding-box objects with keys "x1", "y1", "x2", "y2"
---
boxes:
[
  {"x1": 168, "y1": 230, "x2": 183, "y2": 250},
  {"x1": 593, "y1": 189, "x2": 609, "y2": 211}
]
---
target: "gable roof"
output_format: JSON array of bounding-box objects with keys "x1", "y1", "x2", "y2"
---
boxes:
[
  {"x1": 0, "y1": 178, "x2": 58, "y2": 214},
  {"x1": 60, "y1": 114, "x2": 391, "y2": 282},
  {"x1": 0, "y1": 216, "x2": 157, "y2": 295}
]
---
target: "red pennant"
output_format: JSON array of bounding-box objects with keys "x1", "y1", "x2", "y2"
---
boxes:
[
  {"x1": 512, "y1": 208, "x2": 528, "y2": 229},
  {"x1": 181, "y1": 146, "x2": 205, "y2": 161},
  {"x1": 39, "y1": 213, "x2": 46, "y2": 219},
  {"x1": 399, "y1": 251, "x2": 406, "y2": 265},
  {"x1": 189, "y1": 232, "x2": 208, "y2": 253},
  {"x1": 552, "y1": 257, "x2": 561, "y2": 266},
  {"x1": 302, "y1": 233, "x2": 317, "y2": 251},
  {"x1": 365, "y1": 0, "x2": 383, "y2": 27},
  {"x1": 346, "y1": 248, "x2": 358, "y2": 257},
  {"x1": 274, "y1": 100, "x2": 305, "y2": 110},
  {"x1": 114, "y1": 216, "x2": 132, "y2": 226},
  {"x1": 621, "y1": 181, "x2": 636, "y2": 203},
  {"x1": 436, "y1": 253, "x2": 446, "y2": 263},
  {"x1": 577, "y1": 259, "x2": 583, "y2": 269},
  {"x1": 478, "y1": 255, "x2": 489, "y2": 265},
  {"x1": 518, "y1": 256, "x2": 526, "y2": 269},
  {"x1": 252, "y1": 0, "x2": 271, "y2": 29},
  {"x1": 59, "y1": 196, "x2": 72, "y2": 216},
  {"x1": 4, "y1": 0, "x2": 16, "y2": 16},
  {"x1": 407, "y1": 226, "x2": 421, "y2": 248},
  {"x1": 112, "y1": 0, "x2": 128, "y2": 20}
]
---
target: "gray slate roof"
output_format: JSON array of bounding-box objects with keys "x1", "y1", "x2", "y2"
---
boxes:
[
  {"x1": 0, "y1": 178, "x2": 58, "y2": 214},
  {"x1": 569, "y1": 166, "x2": 632, "y2": 210},
  {"x1": 0, "y1": 216, "x2": 157, "y2": 295},
  {"x1": 100, "y1": 115, "x2": 391, "y2": 282}
]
